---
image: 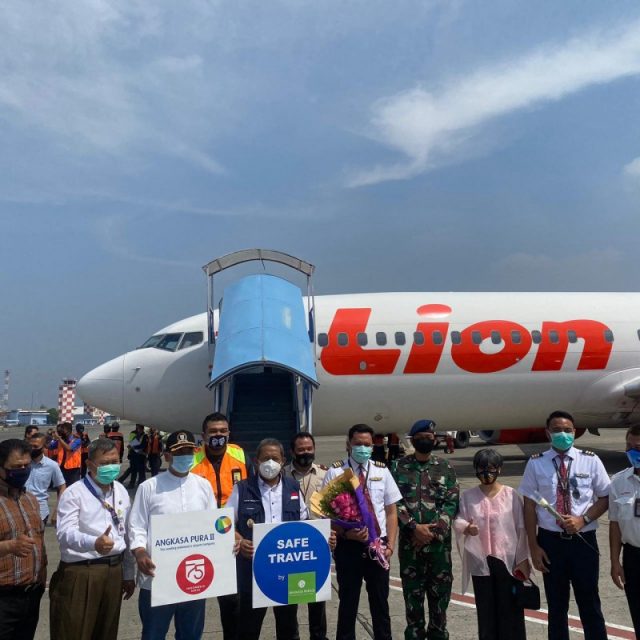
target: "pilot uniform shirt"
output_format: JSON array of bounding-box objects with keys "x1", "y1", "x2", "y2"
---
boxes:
[
  {"x1": 227, "y1": 476, "x2": 309, "y2": 523},
  {"x1": 56, "y1": 475, "x2": 135, "y2": 580},
  {"x1": 322, "y1": 457, "x2": 402, "y2": 538},
  {"x1": 609, "y1": 468, "x2": 640, "y2": 548},
  {"x1": 518, "y1": 446, "x2": 610, "y2": 533},
  {"x1": 283, "y1": 462, "x2": 327, "y2": 510},
  {"x1": 128, "y1": 471, "x2": 216, "y2": 589}
]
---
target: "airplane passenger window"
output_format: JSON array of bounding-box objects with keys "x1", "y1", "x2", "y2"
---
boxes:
[
  {"x1": 337, "y1": 333, "x2": 349, "y2": 347},
  {"x1": 376, "y1": 332, "x2": 387, "y2": 346},
  {"x1": 178, "y1": 332, "x2": 204, "y2": 350},
  {"x1": 432, "y1": 331, "x2": 443, "y2": 345},
  {"x1": 138, "y1": 334, "x2": 165, "y2": 349},
  {"x1": 451, "y1": 331, "x2": 461, "y2": 345},
  {"x1": 357, "y1": 333, "x2": 368, "y2": 346},
  {"x1": 317, "y1": 333, "x2": 329, "y2": 347},
  {"x1": 491, "y1": 331, "x2": 501, "y2": 344},
  {"x1": 413, "y1": 331, "x2": 425, "y2": 346},
  {"x1": 549, "y1": 330, "x2": 560, "y2": 344},
  {"x1": 531, "y1": 330, "x2": 541, "y2": 344},
  {"x1": 395, "y1": 332, "x2": 406, "y2": 346},
  {"x1": 604, "y1": 329, "x2": 614, "y2": 343},
  {"x1": 568, "y1": 330, "x2": 578, "y2": 343},
  {"x1": 511, "y1": 330, "x2": 521, "y2": 344},
  {"x1": 156, "y1": 333, "x2": 184, "y2": 352},
  {"x1": 471, "y1": 331, "x2": 482, "y2": 345}
]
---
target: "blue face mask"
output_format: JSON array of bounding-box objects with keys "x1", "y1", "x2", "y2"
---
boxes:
[
  {"x1": 627, "y1": 449, "x2": 640, "y2": 469},
  {"x1": 550, "y1": 432, "x2": 574, "y2": 452},
  {"x1": 171, "y1": 454, "x2": 194, "y2": 474},
  {"x1": 351, "y1": 445, "x2": 373, "y2": 464}
]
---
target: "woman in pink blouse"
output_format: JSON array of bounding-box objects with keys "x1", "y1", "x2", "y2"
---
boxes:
[{"x1": 454, "y1": 449, "x2": 531, "y2": 640}]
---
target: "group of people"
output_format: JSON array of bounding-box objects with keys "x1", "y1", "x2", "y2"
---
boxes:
[{"x1": 0, "y1": 409, "x2": 639, "y2": 640}]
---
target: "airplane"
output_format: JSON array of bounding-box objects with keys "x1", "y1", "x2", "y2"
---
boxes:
[{"x1": 77, "y1": 250, "x2": 640, "y2": 452}]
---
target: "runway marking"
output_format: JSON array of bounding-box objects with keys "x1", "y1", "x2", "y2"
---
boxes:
[{"x1": 386, "y1": 575, "x2": 636, "y2": 640}]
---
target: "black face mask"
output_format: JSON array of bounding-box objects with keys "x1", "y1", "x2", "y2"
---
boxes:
[
  {"x1": 208, "y1": 435, "x2": 228, "y2": 449},
  {"x1": 476, "y1": 469, "x2": 500, "y2": 485},
  {"x1": 30, "y1": 449, "x2": 43, "y2": 460},
  {"x1": 3, "y1": 467, "x2": 31, "y2": 489},
  {"x1": 413, "y1": 439, "x2": 435, "y2": 454},
  {"x1": 294, "y1": 453, "x2": 315, "y2": 468}
]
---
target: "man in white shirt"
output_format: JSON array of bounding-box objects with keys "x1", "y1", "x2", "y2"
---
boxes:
[
  {"x1": 129, "y1": 429, "x2": 216, "y2": 640},
  {"x1": 609, "y1": 424, "x2": 640, "y2": 637},
  {"x1": 50, "y1": 438, "x2": 135, "y2": 640},
  {"x1": 25, "y1": 432, "x2": 66, "y2": 525}
]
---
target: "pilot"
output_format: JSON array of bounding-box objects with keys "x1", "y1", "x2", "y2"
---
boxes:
[
  {"x1": 609, "y1": 424, "x2": 640, "y2": 637},
  {"x1": 191, "y1": 412, "x2": 250, "y2": 640},
  {"x1": 519, "y1": 410, "x2": 610, "y2": 640},
  {"x1": 322, "y1": 423, "x2": 402, "y2": 640}
]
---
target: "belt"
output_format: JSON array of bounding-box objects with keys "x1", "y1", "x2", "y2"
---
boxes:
[
  {"x1": 0, "y1": 583, "x2": 43, "y2": 595},
  {"x1": 63, "y1": 553, "x2": 124, "y2": 567},
  {"x1": 624, "y1": 542, "x2": 640, "y2": 551},
  {"x1": 539, "y1": 528, "x2": 576, "y2": 541}
]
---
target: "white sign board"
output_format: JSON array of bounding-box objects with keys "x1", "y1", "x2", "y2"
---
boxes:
[
  {"x1": 252, "y1": 519, "x2": 332, "y2": 608},
  {"x1": 150, "y1": 508, "x2": 237, "y2": 607}
]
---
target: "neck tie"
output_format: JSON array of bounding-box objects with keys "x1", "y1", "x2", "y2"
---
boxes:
[
  {"x1": 358, "y1": 464, "x2": 381, "y2": 537},
  {"x1": 555, "y1": 454, "x2": 570, "y2": 517}
]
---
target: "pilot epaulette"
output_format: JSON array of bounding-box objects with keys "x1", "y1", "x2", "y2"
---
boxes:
[
  {"x1": 580, "y1": 450, "x2": 595, "y2": 456},
  {"x1": 332, "y1": 460, "x2": 345, "y2": 468},
  {"x1": 372, "y1": 460, "x2": 387, "y2": 468},
  {"x1": 530, "y1": 453, "x2": 542, "y2": 459}
]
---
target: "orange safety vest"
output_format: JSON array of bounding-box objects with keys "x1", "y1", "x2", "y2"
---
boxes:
[
  {"x1": 191, "y1": 444, "x2": 248, "y2": 507},
  {"x1": 146, "y1": 434, "x2": 162, "y2": 455},
  {"x1": 56, "y1": 438, "x2": 82, "y2": 470}
]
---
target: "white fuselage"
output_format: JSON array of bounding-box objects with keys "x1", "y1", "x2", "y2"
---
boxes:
[{"x1": 77, "y1": 292, "x2": 640, "y2": 434}]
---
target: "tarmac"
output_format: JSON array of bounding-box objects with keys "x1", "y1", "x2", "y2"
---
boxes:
[{"x1": 1, "y1": 425, "x2": 636, "y2": 639}]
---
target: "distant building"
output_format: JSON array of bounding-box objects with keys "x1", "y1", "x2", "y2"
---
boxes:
[{"x1": 6, "y1": 410, "x2": 49, "y2": 426}]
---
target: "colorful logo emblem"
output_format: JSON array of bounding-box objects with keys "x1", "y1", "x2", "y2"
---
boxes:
[
  {"x1": 176, "y1": 554, "x2": 214, "y2": 595},
  {"x1": 215, "y1": 516, "x2": 232, "y2": 534}
]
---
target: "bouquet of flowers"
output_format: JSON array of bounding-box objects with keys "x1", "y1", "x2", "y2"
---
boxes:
[{"x1": 310, "y1": 469, "x2": 389, "y2": 569}]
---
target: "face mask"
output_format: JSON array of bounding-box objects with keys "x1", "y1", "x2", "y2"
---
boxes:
[
  {"x1": 551, "y1": 432, "x2": 574, "y2": 451},
  {"x1": 30, "y1": 449, "x2": 43, "y2": 460},
  {"x1": 294, "y1": 453, "x2": 315, "y2": 468},
  {"x1": 627, "y1": 449, "x2": 640, "y2": 469},
  {"x1": 208, "y1": 435, "x2": 227, "y2": 449},
  {"x1": 95, "y1": 464, "x2": 121, "y2": 485},
  {"x1": 351, "y1": 445, "x2": 373, "y2": 464},
  {"x1": 259, "y1": 459, "x2": 282, "y2": 480},
  {"x1": 413, "y1": 439, "x2": 435, "y2": 454},
  {"x1": 476, "y1": 469, "x2": 500, "y2": 485},
  {"x1": 171, "y1": 454, "x2": 194, "y2": 474},
  {"x1": 3, "y1": 467, "x2": 31, "y2": 489}
]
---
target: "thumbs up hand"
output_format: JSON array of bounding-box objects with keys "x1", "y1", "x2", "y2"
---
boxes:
[
  {"x1": 465, "y1": 518, "x2": 479, "y2": 536},
  {"x1": 95, "y1": 526, "x2": 115, "y2": 555}
]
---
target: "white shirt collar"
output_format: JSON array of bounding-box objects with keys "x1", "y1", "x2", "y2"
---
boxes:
[
  {"x1": 348, "y1": 456, "x2": 370, "y2": 472},
  {"x1": 548, "y1": 446, "x2": 578, "y2": 460},
  {"x1": 258, "y1": 476, "x2": 281, "y2": 492},
  {"x1": 86, "y1": 473, "x2": 112, "y2": 499}
]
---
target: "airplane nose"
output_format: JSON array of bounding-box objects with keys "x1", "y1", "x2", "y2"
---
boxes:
[{"x1": 76, "y1": 355, "x2": 125, "y2": 417}]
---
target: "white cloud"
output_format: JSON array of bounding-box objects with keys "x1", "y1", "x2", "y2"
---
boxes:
[
  {"x1": 624, "y1": 157, "x2": 640, "y2": 177},
  {"x1": 348, "y1": 20, "x2": 640, "y2": 187}
]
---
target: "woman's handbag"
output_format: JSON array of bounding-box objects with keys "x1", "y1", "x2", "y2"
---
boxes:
[{"x1": 512, "y1": 577, "x2": 541, "y2": 610}]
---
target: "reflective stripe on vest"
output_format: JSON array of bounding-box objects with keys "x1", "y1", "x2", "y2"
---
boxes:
[{"x1": 191, "y1": 444, "x2": 248, "y2": 507}]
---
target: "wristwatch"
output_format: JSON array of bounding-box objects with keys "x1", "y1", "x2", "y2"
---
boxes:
[{"x1": 583, "y1": 513, "x2": 592, "y2": 525}]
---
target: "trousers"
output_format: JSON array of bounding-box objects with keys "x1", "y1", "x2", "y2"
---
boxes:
[
  {"x1": 471, "y1": 556, "x2": 526, "y2": 640},
  {"x1": 623, "y1": 543, "x2": 640, "y2": 637},
  {"x1": 538, "y1": 529, "x2": 606, "y2": 640},
  {"x1": 399, "y1": 539, "x2": 452, "y2": 640},
  {"x1": 138, "y1": 587, "x2": 206, "y2": 640},
  {"x1": 237, "y1": 590, "x2": 299, "y2": 640},
  {"x1": 0, "y1": 585, "x2": 44, "y2": 640}
]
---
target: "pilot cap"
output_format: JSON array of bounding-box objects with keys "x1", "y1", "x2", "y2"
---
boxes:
[
  {"x1": 410, "y1": 419, "x2": 436, "y2": 437},
  {"x1": 166, "y1": 429, "x2": 197, "y2": 451}
]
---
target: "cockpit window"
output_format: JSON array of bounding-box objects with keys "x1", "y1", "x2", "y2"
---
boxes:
[
  {"x1": 156, "y1": 333, "x2": 184, "y2": 352},
  {"x1": 178, "y1": 332, "x2": 204, "y2": 350},
  {"x1": 139, "y1": 334, "x2": 165, "y2": 349}
]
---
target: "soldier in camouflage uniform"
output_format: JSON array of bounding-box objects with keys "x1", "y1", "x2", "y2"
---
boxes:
[{"x1": 392, "y1": 419, "x2": 460, "y2": 640}]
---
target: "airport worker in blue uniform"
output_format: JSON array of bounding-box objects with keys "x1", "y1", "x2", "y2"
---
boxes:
[
  {"x1": 609, "y1": 424, "x2": 640, "y2": 637},
  {"x1": 519, "y1": 410, "x2": 610, "y2": 640},
  {"x1": 322, "y1": 423, "x2": 402, "y2": 640},
  {"x1": 227, "y1": 437, "x2": 308, "y2": 640}
]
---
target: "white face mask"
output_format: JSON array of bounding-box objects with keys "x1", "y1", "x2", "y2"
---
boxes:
[{"x1": 259, "y1": 459, "x2": 282, "y2": 480}]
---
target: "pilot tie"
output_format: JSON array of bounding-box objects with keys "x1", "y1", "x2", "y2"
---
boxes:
[
  {"x1": 358, "y1": 464, "x2": 381, "y2": 537},
  {"x1": 555, "y1": 454, "x2": 571, "y2": 521}
]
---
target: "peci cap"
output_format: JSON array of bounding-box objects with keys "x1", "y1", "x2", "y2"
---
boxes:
[
  {"x1": 409, "y1": 419, "x2": 436, "y2": 437},
  {"x1": 166, "y1": 430, "x2": 197, "y2": 451}
]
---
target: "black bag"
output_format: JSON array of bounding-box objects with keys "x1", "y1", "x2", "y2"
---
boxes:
[{"x1": 512, "y1": 578, "x2": 541, "y2": 610}]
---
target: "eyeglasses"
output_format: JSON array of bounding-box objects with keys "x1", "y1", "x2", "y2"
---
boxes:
[{"x1": 569, "y1": 477, "x2": 581, "y2": 500}]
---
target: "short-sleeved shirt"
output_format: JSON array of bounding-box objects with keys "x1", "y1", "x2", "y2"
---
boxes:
[
  {"x1": 322, "y1": 457, "x2": 402, "y2": 538},
  {"x1": 26, "y1": 456, "x2": 66, "y2": 520},
  {"x1": 283, "y1": 462, "x2": 327, "y2": 509},
  {"x1": 518, "y1": 446, "x2": 610, "y2": 532},
  {"x1": 609, "y1": 467, "x2": 640, "y2": 548}
]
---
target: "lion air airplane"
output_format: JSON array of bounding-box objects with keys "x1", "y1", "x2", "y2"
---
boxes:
[{"x1": 77, "y1": 250, "x2": 640, "y2": 449}]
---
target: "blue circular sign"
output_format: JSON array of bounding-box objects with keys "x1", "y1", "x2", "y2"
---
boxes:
[{"x1": 253, "y1": 522, "x2": 330, "y2": 604}]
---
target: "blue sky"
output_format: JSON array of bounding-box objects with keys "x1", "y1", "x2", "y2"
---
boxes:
[{"x1": 2, "y1": 0, "x2": 640, "y2": 408}]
